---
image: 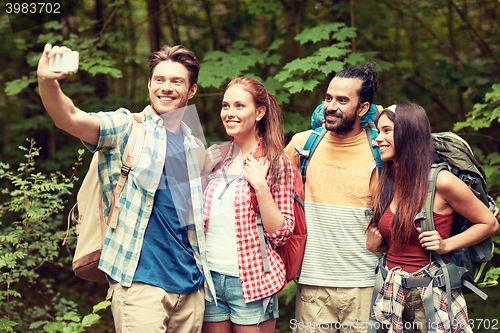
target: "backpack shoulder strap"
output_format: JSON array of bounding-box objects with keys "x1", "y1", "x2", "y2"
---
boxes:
[
  {"x1": 415, "y1": 163, "x2": 448, "y2": 232},
  {"x1": 363, "y1": 124, "x2": 383, "y2": 176},
  {"x1": 256, "y1": 213, "x2": 271, "y2": 274},
  {"x1": 294, "y1": 127, "x2": 327, "y2": 183},
  {"x1": 108, "y1": 115, "x2": 145, "y2": 229},
  {"x1": 192, "y1": 136, "x2": 206, "y2": 173}
]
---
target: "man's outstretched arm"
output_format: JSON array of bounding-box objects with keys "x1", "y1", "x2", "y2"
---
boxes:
[{"x1": 37, "y1": 43, "x2": 100, "y2": 146}]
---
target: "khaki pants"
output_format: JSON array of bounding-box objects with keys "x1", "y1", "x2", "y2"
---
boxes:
[
  {"x1": 294, "y1": 285, "x2": 373, "y2": 333},
  {"x1": 107, "y1": 282, "x2": 204, "y2": 333}
]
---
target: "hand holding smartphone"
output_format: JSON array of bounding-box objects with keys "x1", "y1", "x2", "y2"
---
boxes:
[{"x1": 49, "y1": 51, "x2": 79, "y2": 72}]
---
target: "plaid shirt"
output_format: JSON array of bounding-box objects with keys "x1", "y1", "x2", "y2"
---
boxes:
[
  {"x1": 203, "y1": 139, "x2": 295, "y2": 302},
  {"x1": 85, "y1": 105, "x2": 215, "y2": 301},
  {"x1": 371, "y1": 261, "x2": 472, "y2": 333}
]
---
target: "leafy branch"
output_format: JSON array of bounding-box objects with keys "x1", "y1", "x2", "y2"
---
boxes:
[{"x1": 0, "y1": 140, "x2": 83, "y2": 323}]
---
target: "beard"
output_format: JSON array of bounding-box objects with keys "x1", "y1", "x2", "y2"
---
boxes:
[{"x1": 324, "y1": 108, "x2": 357, "y2": 135}]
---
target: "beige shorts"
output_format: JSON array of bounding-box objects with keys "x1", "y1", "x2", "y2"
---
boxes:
[
  {"x1": 294, "y1": 285, "x2": 373, "y2": 333},
  {"x1": 107, "y1": 282, "x2": 204, "y2": 333}
]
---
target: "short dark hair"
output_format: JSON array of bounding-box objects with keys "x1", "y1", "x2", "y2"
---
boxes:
[
  {"x1": 148, "y1": 45, "x2": 200, "y2": 89},
  {"x1": 335, "y1": 63, "x2": 378, "y2": 105}
]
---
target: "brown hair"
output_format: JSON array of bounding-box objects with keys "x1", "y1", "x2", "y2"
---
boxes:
[
  {"x1": 225, "y1": 77, "x2": 289, "y2": 186},
  {"x1": 148, "y1": 45, "x2": 199, "y2": 89},
  {"x1": 369, "y1": 102, "x2": 435, "y2": 248}
]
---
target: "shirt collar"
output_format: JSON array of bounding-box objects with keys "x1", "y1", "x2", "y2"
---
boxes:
[{"x1": 142, "y1": 105, "x2": 192, "y2": 137}]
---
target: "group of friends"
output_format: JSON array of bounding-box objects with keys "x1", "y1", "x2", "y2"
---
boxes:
[{"x1": 36, "y1": 43, "x2": 499, "y2": 333}]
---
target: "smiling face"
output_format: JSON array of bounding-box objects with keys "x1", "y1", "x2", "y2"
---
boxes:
[
  {"x1": 376, "y1": 113, "x2": 395, "y2": 162},
  {"x1": 323, "y1": 77, "x2": 368, "y2": 138},
  {"x1": 220, "y1": 86, "x2": 265, "y2": 141},
  {"x1": 148, "y1": 60, "x2": 197, "y2": 115}
]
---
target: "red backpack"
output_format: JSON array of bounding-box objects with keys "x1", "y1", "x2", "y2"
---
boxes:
[{"x1": 272, "y1": 165, "x2": 307, "y2": 285}]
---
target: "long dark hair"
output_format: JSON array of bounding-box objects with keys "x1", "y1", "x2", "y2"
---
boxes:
[
  {"x1": 370, "y1": 102, "x2": 435, "y2": 248},
  {"x1": 225, "y1": 77, "x2": 289, "y2": 186}
]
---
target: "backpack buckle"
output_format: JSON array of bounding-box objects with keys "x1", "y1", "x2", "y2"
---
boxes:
[
  {"x1": 121, "y1": 164, "x2": 131, "y2": 176},
  {"x1": 433, "y1": 274, "x2": 446, "y2": 288},
  {"x1": 294, "y1": 145, "x2": 310, "y2": 157}
]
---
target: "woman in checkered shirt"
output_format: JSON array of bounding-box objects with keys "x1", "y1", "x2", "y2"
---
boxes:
[{"x1": 202, "y1": 77, "x2": 295, "y2": 333}]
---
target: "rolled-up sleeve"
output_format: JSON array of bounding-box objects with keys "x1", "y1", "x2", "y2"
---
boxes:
[{"x1": 82, "y1": 108, "x2": 132, "y2": 153}]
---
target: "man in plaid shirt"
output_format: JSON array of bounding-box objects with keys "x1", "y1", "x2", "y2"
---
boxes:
[{"x1": 37, "y1": 43, "x2": 215, "y2": 333}]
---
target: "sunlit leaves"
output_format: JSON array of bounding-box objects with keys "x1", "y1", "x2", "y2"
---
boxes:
[
  {"x1": 0, "y1": 319, "x2": 17, "y2": 332},
  {"x1": 5, "y1": 23, "x2": 126, "y2": 96},
  {"x1": 453, "y1": 84, "x2": 500, "y2": 131},
  {"x1": 199, "y1": 22, "x2": 391, "y2": 99},
  {"x1": 199, "y1": 41, "x2": 267, "y2": 89},
  {"x1": 28, "y1": 300, "x2": 110, "y2": 332},
  {"x1": 5, "y1": 76, "x2": 36, "y2": 96},
  {"x1": 283, "y1": 79, "x2": 319, "y2": 94},
  {"x1": 318, "y1": 61, "x2": 345, "y2": 75},
  {"x1": 294, "y1": 22, "x2": 345, "y2": 44},
  {"x1": 0, "y1": 140, "x2": 81, "y2": 322}
]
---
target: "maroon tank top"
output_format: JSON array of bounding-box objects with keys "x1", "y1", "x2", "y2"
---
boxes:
[{"x1": 378, "y1": 208, "x2": 455, "y2": 273}]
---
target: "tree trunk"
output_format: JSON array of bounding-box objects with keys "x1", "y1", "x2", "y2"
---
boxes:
[
  {"x1": 146, "y1": 0, "x2": 162, "y2": 53},
  {"x1": 94, "y1": 0, "x2": 108, "y2": 99},
  {"x1": 201, "y1": 0, "x2": 218, "y2": 50},
  {"x1": 280, "y1": 0, "x2": 309, "y2": 64},
  {"x1": 165, "y1": 1, "x2": 180, "y2": 45}
]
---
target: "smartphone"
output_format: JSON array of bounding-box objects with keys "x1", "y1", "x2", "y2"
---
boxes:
[{"x1": 49, "y1": 51, "x2": 79, "y2": 72}]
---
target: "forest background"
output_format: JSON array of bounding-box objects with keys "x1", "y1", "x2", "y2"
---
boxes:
[{"x1": 1, "y1": 0, "x2": 500, "y2": 332}]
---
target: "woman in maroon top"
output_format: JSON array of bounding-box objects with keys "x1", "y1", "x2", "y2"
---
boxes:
[{"x1": 366, "y1": 102, "x2": 497, "y2": 332}]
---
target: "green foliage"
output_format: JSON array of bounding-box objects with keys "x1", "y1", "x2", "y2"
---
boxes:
[
  {"x1": 0, "y1": 139, "x2": 75, "y2": 304},
  {"x1": 294, "y1": 23, "x2": 351, "y2": 44},
  {"x1": 274, "y1": 23, "x2": 392, "y2": 98},
  {"x1": 454, "y1": 84, "x2": 500, "y2": 132},
  {"x1": 452, "y1": 82, "x2": 500, "y2": 295},
  {"x1": 4, "y1": 21, "x2": 126, "y2": 97},
  {"x1": 0, "y1": 318, "x2": 17, "y2": 332},
  {"x1": 248, "y1": 0, "x2": 280, "y2": 14},
  {"x1": 199, "y1": 23, "x2": 392, "y2": 104},
  {"x1": 278, "y1": 281, "x2": 297, "y2": 307},
  {"x1": 485, "y1": 267, "x2": 500, "y2": 285},
  {"x1": 283, "y1": 112, "x2": 310, "y2": 135},
  {"x1": 0, "y1": 141, "x2": 108, "y2": 331},
  {"x1": 198, "y1": 40, "x2": 270, "y2": 89},
  {"x1": 453, "y1": 85, "x2": 500, "y2": 203},
  {"x1": 4, "y1": 76, "x2": 37, "y2": 96},
  {"x1": 30, "y1": 301, "x2": 110, "y2": 333}
]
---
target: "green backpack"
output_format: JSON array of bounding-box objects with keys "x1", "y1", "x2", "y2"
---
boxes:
[
  {"x1": 414, "y1": 132, "x2": 496, "y2": 328},
  {"x1": 419, "y1": 132, "x2": 496, "y2": 289}
]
